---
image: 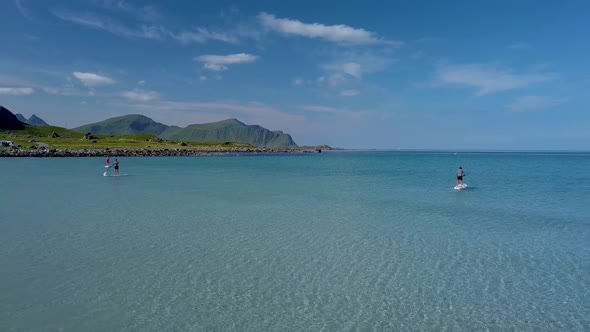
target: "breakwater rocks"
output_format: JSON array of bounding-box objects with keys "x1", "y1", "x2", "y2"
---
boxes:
[{"x1": 0, "y1": 147, "x2": 314, "y2": 157}]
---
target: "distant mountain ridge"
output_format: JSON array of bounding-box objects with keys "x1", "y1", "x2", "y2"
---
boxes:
[
  {"x1": 73, "y1": 114, "x2": 297, "y2": 148},
  {"x1": 73, "y1": 114, "x2": 167, "y2": 136},
  {"x1": 0, "y1": 106, "x2": 25, "y2": 130},
  {"x1": 15, "y1": 113, "x2": 48, "y2": 126}
]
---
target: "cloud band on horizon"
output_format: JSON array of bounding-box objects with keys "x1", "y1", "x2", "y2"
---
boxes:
[
  {"x1": 435, "y1": 64, "x2": 557, "y2": 96},
  {"x1": 0, "y1": 87, "x2": 34, "y2": 95},
  {"x1": 73, "y1": 71, "x2": 115, "y2": 87},
  {"x1": 258, "y1": 12, "x2": 401, "y2": 46},
  {"x1": 194, "y1": 53, "x2": 259, "y2": 71}
]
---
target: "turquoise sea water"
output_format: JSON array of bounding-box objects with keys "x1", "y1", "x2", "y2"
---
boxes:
[{"x1": 1, "y1": 151, "x2": 589, "y2": 331}]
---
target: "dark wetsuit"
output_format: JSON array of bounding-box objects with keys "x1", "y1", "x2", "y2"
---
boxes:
[
  {"x1": 114, "y1": 161, "x2": 119, "y2": 170},
  {"x1": 457, "y1": 169, "x2": 463, "y2": 181}
]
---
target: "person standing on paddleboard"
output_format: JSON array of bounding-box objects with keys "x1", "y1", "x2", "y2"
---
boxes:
[
  {"x1": 114, "y1": 159, "x2": 120, "y2": 176},
  {"x1": 456, "y1": 167, "x2": 465, "y2": 186},
  {"x1": 106, "y1": 155, "x2": 110, "y2": 166}
]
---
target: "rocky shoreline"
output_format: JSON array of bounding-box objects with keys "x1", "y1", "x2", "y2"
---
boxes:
[{"x1": 0, "y1": 146, "x2": 318, "y2": 157}]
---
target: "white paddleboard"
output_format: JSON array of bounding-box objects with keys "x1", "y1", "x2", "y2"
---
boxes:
[
  {"x1": 104, "y1": 165, "x2": 112, "y2": 168},
  {"x1": 454, "y1": 183, "x2": 468, "y2": 190},
  {"x1": 103, "y1": 173, "x2": 128, "y2": 177}
]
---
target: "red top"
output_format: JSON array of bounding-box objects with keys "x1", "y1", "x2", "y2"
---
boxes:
[
  {"x1": 114, "y1": 160, "x2": 119, "y2": 167},
  {"x1": 106, "y1": 156, "x2": 110, "y2": 164}
]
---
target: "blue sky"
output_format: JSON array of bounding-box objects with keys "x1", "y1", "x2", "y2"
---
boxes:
[{"x1": 1, "y1": 0, "x2": 589, "y2": 149}]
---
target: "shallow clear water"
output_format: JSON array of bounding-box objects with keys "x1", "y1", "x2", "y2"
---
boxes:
[{"x1": 1, "y1": 152, "x2": 589, "y2": 331}]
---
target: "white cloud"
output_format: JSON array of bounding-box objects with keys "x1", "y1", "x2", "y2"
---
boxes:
[
  {"x1": 258, "y1": 12, "x2": 400, "y2": 46},
  {"x1": 342, "y1": 51, "x2": 395, "y2": 73},
  {"x1": 137, "y1": 80, "x2": 146, "y2": 85},
  {"x1": 203, "y1": 63, "x2": 227, "y2": 71},
  {"x1": 53, "y1": 8, "x2": 243, "y2": 45},
  {"x1": 15, "y1": 0, "x2": 34, "y2": 21},
  {"x1": 194, "y1": 53, "x2": 258, "y2": 71},
  {"x1": 94, "y1": 0, "x2": 162, "y2": 22},
  {"x1": 53, "y1": 9, "x2": 167, "y2": 40},
  {"x1": 170, "y1": 28, "x2": 238, "y2": 44},
  {"x1": 322, "y1": 51, "x2": 395, "y2": 82},
  {"x1": 292, "y1": 78, "x2": 304, "y2": 85},
  {"x1": 337, "y1": 62, "x2": 362, "y2": 78},
  {"x1": 0, "y1": 87, "x2": 34, "y2": 95},
  {"x1": 199, "y1": 75, "x2": 208, "y2": 81},
  {"x1": 317, "y1": 74, "x2": 347, "y2": 87},
  {"x1": 435, "y1": 64, "x2": 556, "y2": 96},
  {"x1": 41, "y1": 84, "x2": 89, "y2": 96},
  {"x1": 340, "y1": 89, "x2": 359, "y2": 96},
  {"x1": 41, "y1": 87, "x2": 60, "y2": 94},
  {"x1": 121, "y1": 89, "x2": 159, "y2": 102},
  {"x1": 73, "y1": 71, "x2": 115, "y2": 87},
  {"x1": 507, "y1": 96, "x2": 567, "y2": 112},
  {"x1": 302, "y1": 105, "x2": 365, "y2": 117},
  {"x1": 0, "y1": 74, "x2": 94, "y2": 96}
]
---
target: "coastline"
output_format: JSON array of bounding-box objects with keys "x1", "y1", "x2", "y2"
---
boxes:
[{"x1": 0, "y1": 146, "x2": 319, "y2": 157}]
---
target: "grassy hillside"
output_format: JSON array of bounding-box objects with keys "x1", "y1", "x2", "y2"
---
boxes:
[
  {"x1": 16, "y1": 124, "x2": 85, "y2": 138},
  {"x1": 73, "y1": 114, "x2": 168, "y2": 136},
  {"x1": 0, "y1": 124, "x2": 254, "y2": 150}
]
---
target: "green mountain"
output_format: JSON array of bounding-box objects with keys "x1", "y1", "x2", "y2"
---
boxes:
[
  {"x1": 15, "y1": 113, "x2": 49, "y2": 126},
  {"x1": 74, "y1": 115, "x2": 297, "y2": 148},
  {"x1": 73, "y1": 114, "x2": 168, "y2": 136},
  {"x1": 161, "y1": 118, "x2": 296, "y2": 147}
]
